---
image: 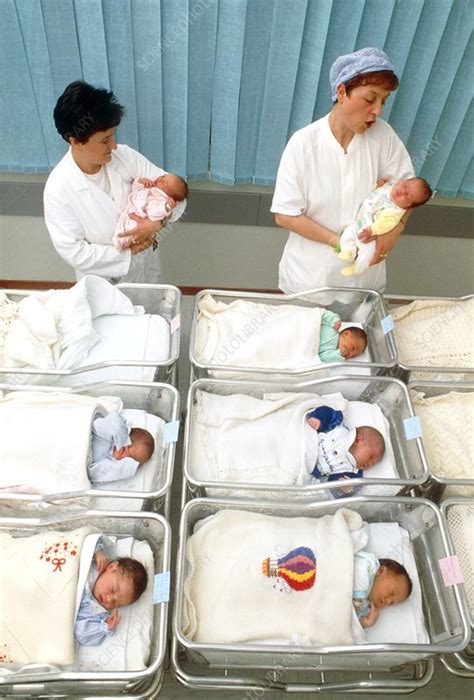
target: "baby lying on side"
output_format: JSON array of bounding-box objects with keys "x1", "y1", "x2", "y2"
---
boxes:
[
  {"x1": 306, "y1": 405, "x2": 385, "y2": 487},
  {"x1": 88, "y1": 410, "x2": 155, "y2": 484},
  {"x1": 353, "y1": 554, "x2": 412, "y2": 629},
  {"x1": 113, "y1": 173, "x2": 188, "y2": 250},
  {"x1": 75, "y1": 539, "x2": 147, "y2": 646},
  {"x1": 318, "y1": 310, "x2": 368, "y2": 363},
  {"x1": 336, "y1": 177, "x2": 432, "y2": 276}
]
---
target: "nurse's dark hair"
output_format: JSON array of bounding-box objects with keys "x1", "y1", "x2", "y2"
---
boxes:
[
  {"x1": 53, "y1": 81, "x2": 124, "y2": 144},
  {"x1": 378, "y1": 558, "x2": 413, "y2": 598},
  {"x1": 334, "y1": 70, "x2": 399, "y2": 102}
]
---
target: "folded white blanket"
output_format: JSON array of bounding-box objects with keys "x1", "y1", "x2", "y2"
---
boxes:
[
  {"x1": 183, "y1": 508, "x2": 362, "y2": 645},
  {"x1": 411, "y1": 390, "x2": 474, "y2": 496},
  {"x1": 194, "y1": 294, "x2": 324, "y2": 370},
  {"x1": 393, "y1": 298, "x2": 474, "y2": 368},
  {"x1": 0, "y1": 392, "x2": 121, "y2": 494},
  {"x1": 0, "y1": 276, "x2": 143, "y2": 370},
  {"x1": 0, "y1": 526, "x2": 93, "y2": 666},
  {"x1": 190, "y1": 389, "x2": 347, "y2": 486}
]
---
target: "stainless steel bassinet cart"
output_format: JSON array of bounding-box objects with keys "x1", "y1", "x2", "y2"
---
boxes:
[
  {"x1": 385, "y1": 294, "x2": 474, "y2": 383},
  {"x1": 0, "y1": 380, "x2": 179, "y2": 519},
  {"x1": 408, "y1": 381, "x2": 474, "y2": 502},
  {"x1": 182, "y1": 375, "x2": 428, "y2": 503},
  {"x1": 0, "y1": 509, "x2": 171, "y2": 698},
  {"x1": 172, "y1": 496, "x2": 469, "y2": 693},
  {"x1": 0, "y1": 283, "x2": 181, "y2": 386},
  {"x1": 189, "y1": 288, "x2": 397, "y2": 383},
  {"x1": 440, "y1": 498, "x2": 474, "y2": 678}
]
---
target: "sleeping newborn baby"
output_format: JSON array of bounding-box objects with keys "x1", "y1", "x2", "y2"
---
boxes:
[
  {"x1": 75, "y1": 538, "x2": 147, "y2": 646},
  {"x1": 353, "y1": 554, "x2": 412, "y2": 629},
  {"x1": 306, "y1": 405, "x2": 385, "y2": 485},
  {"x1": 88, "y1": 410, "x2": 155, "y2": 483},
  {"x1": 318, "y1": 310, "x2": 368, "y2": 362},
  {"x1": 113, "y1": 173, "x2": 188, "y2": 250},
  {"x1": 337, "y1": 177, "x2": 431, "y2": 276}
]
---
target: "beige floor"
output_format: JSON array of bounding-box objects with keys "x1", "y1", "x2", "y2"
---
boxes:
[{"x1": 162, "y1": 296, "x2": 472, "y2": 699}]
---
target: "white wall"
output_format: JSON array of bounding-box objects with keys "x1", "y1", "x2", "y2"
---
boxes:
[{"x1": 1, "y1": 215, "x2": 473, "y2": 297}]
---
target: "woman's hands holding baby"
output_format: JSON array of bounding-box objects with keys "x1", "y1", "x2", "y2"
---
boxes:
[
  {"x1": 359, "y1": 602, "x2": 379, "y2": 629},
  {"x1": 118, "y1": 214, "x2": 163, "y2": 254},
  {"x1": 106, "y1": 610, "x2": 121, "y2": 631}
]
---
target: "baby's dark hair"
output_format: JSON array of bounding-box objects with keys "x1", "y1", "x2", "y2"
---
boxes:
[
  {"x1": 115, "y1": 557, "x2": 148, "y2": 602},
  {"x1": 172, "y1": 176, "x2": 188, "y2": 202},
  {"x1": 408, "y1": 177, "x2": 432, "y2": 207},
  {"x1": 130, "y1": 427, "x2": 155, "y2": 462},
  {"x1": 379, "y1": 558, "x2": 413, "y2": 598},
  {"x1": 355, "y1": 426, "x2": 385, "y2": 456},
  {"x1": 344, "y1": 326, "x2": 368, "y2": 350}
]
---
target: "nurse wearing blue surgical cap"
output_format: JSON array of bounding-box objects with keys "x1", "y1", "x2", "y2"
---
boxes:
[{"x1": 272, "y1": 48, "x2": 414, "y2": 301}]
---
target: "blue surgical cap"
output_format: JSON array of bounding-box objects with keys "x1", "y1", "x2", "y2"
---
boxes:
[{"x1": 329, "y1": 47, "x2": 395, "y2": 101}]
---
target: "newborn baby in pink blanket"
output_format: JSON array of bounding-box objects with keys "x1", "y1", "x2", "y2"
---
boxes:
[{"x1": 113, "y1": 173, "x2": 188, "y2": 250}]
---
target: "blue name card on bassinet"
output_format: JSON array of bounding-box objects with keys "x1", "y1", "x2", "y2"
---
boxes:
[
  {"x1": 380, "y1": 314, "x2": 394, "y2": 335},
  {"x1": 153, "y1": 572, "x2": 171, "y2": 604},
  {"x1": 163, "y1": 420, "x2": 180, "y2": 444},
  {"x1": 403, "y1": 416, "x2": 423, "y2": 440}
]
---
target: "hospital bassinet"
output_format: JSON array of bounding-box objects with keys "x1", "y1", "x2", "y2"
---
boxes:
[
  {"x1": 0, "y1": 282, "x2": 181, "y2": 386},
  {"x1": 189, "y1": 287, "x2": 397, "y2": 382},
  {"x1": 0, "y1": 509, "x2": 170, "y2": 698},
  {"x1": 440, "y1": 498, "x2": 474, "y2": 678},
  {"x1": 182, "y1": 375, "x2": 428, "y2": 503},
  {"x1": 0, "y1": 380, "x2": 179, "y2": 519},
  {"x1": 172, "y1": 496, "x2": 469, "y2": 693},
  {"x1": 385, "y1": 294, "x2": 474, "y2": 383},
  {"x1": 408, "y1": 380, "x2": 474, "y2": 502}
]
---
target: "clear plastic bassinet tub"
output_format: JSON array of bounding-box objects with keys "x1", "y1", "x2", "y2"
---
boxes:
[
  {"x1": 182, "y1": 375, "x2": 428, "y2": 503},
  {"x1": 440, "y1": 497, "x2": 474, "y2": 678},
  {"x1": 189, "y1": 287, "x2": 397, "y2": 383},
  {"x1": 384, "y1": 294, "x2": 474, "y2": 383},
  {"x1": 0, "y1": 380, "x2": 179, "y2": 518},
  {"x1": 0, "y1": 283, "x2": 181, "y2": 387},
  {"x1": 408, "y1": 380, "x2": 474, "y2": 502},
  {"x1": 172, "y1": 496, "x2": 469, "y2": 693},
  {"x1": 0, "y1": 509, "x2": 170, "y2": 698}
]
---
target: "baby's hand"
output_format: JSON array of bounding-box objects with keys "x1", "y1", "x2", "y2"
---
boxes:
[
  {"x1": 376, "y1": 178, "x2": 389, "y2": 188},
  {"x1": 334, "y1": 320, "x2": 341, "y2": 331},
  {"x1": 337, "y1": 475, "x2": 355, "y2": 495},
  {"x1": 138, "y1": 178, "x2": 155, "y2": 188},
  {"x1": 106, "y1": 610, "x2": 121, "y2": 631},
  {"x1": 360, "y1": 602, "x2": 379, "y2": 629},
  {"x1": 94, "y1": 550, "x2": 108, "y2": 575},
  {"x1": 307, "y1": 417, "x2": 321, "y2": 431},
  {"x1": 357, "y1": 226, "x2": 373, "y2": 243}
]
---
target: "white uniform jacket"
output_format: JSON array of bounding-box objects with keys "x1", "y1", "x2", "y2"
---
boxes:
[{"x1": 44, "y1": 144, "x2": 166, "y2": 282}]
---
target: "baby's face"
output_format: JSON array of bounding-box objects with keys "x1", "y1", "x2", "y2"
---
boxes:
[
  {"x1": 153, "y1": 173, "x2": 182, "y2": 201},
  {"x1": 369, "y1": 569, "x2": 410, "y2": 609},
  {"x1": 350, "y1": 438, "x2": 384, "y2": 470},
  {"x1": 338, "y1": 329, "x2": 366, "y2": 359},
  {"x1": 93, "y1": 562, "x2": 135, "y2": 610},
  {"x1": 390, "y1": 179, "x2": 425, "y2": 209},
  {"x1": 112, "y1": 441, "x2": 149, "y2": 464}
]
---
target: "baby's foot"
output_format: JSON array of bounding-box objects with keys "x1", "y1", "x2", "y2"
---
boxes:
[
  {"x1": 337, "y1": 249, "x2": 355, "y2": 261},
  {"x1": 341, "y1": 265, "x2": 357, "y2": 276}
]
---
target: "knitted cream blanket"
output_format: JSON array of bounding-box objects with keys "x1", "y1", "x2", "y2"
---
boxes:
[
  {"x1": 392, "y1": 298, "x2": 474, "y2": 368},
  {"x1": 183, "y1": 508, "x2": 362, "y2": 645},
  {"x1": 411, "y1": 390, "x2": 474, "y2": 496},
  {"x1": 0, "y1": 526, "x2": 93, "y2": 666}
]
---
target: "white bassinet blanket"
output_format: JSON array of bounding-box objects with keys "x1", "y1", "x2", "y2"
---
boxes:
[
  {"x1": 195, "y1": 294, "x2": 325, "y2": 369},
  {"x1": 0, "y1": 392, "x2": 121, "y2": 494},
  {"x1": 0, "y1": 276, "x2": 143, "y2": 370},
  {"x1": 411, "y1": 390, "x2": 474, "y2": 496},
  {"x1": 191, "y1": 389, "x2": 347, "y2": 485},
  {"x1": 183, "y1": 508, "x2": 362, "y2": 645},
  {"x1": 392, "y1": 298, "x2": 474, "y2": 368},
  {"x1": 0, "y1": 526, "x2": 93, "y2": 666}
]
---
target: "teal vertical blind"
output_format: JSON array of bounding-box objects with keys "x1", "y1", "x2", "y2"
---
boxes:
[{"x1": 0, "y1": 0, "x2": 472, "y2": 198}]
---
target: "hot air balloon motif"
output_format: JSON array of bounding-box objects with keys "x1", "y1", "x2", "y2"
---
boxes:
[{"x1": 261, "y1": 546, "x2": 316, "y2": 593}]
